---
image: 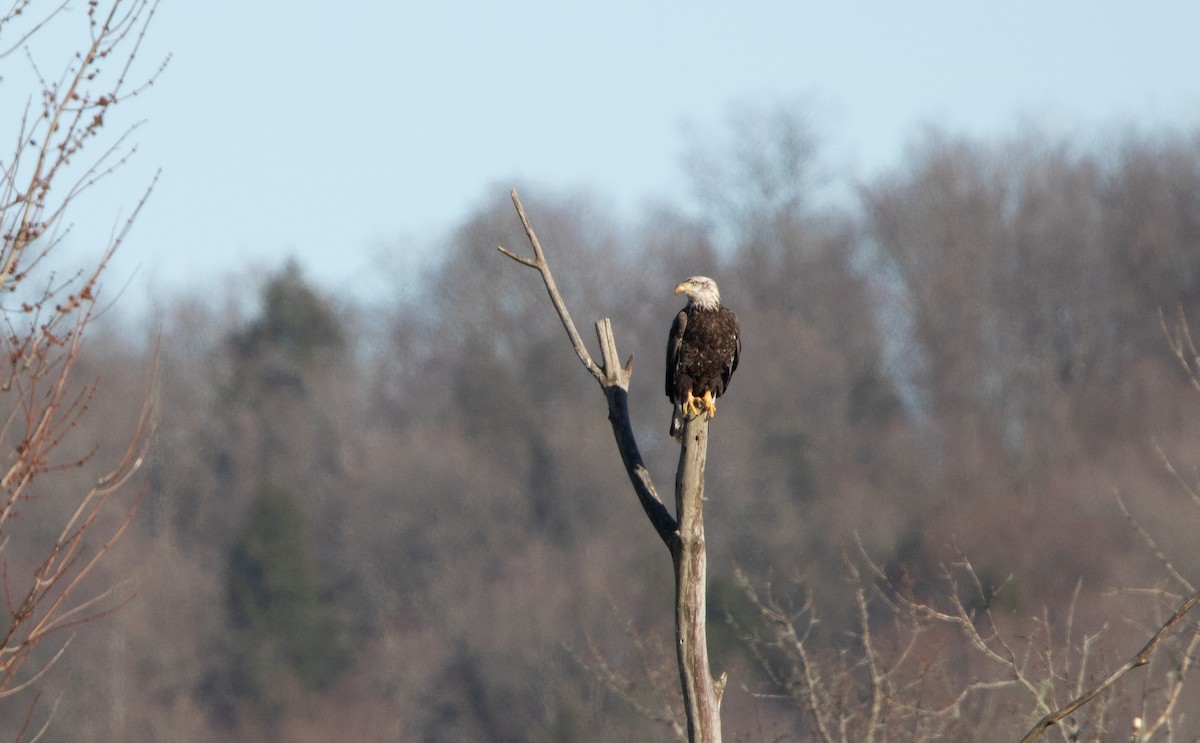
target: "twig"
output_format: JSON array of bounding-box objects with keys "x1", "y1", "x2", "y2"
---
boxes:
[
  {"x1": 1019, "y1": 589, "x2": 1200, "y2": 743},
  {"x1": 734, "y1": 569, "x2": 838, "y2": 743},
  {"x1": 497, "y1": 189, "x2": 604, "y2": 384},
  {"x1": 570, "y1": 602, "x2": 687, "y2": 742},
  {"x1": 1160, "y1": 306, "x2": 1200, "y2": 397},
  {"x1": 1115, "y1": 488, "x2": 1195, "y2": 593}
]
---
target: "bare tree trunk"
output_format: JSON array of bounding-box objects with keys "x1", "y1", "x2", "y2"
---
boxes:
[
  {"x1": 673, "y1": 415, "x2": 724, "y2": 743},
  {"x1": 499, "y1": 189, "x2": 724, "y2": 742}
]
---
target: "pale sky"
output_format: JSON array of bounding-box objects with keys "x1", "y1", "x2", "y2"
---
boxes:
[{"x1": 9, "y1": 2, "x2": 1200, "y2": 307}]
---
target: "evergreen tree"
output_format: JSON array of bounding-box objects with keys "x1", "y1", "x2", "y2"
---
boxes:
[
  {"x1": 225, "y1": 484, "x2": 346, "y2": 702},
  {"x1": 234, "y1": 258, "x2": 345, "y2": 365}
]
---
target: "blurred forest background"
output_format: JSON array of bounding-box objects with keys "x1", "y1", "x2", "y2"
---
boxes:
[
  {"x1": 6, "y1": 113, "x2": 1200, "y2": 741},
  {"x1": 6, "y1": 6, "x2": 1200, "y2": 741}
]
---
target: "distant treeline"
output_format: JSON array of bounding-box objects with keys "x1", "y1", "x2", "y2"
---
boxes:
[{"x1": 13, "y1": 112, "x2": 1200, "y2": 741}]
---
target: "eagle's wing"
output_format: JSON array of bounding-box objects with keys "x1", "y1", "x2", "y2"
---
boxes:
[
  {"x1": 729, "y1": 318, "x2": 741, "y2": 378},
  {"x1": 720, "y1": 308, "x2": 740, "y2": 390},
  {"x1": 666, "y1": 309, "x2": 687, "y2": 400}
]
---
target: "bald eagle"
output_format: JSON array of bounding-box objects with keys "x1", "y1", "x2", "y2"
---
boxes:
[{"x1": 666, "y1": 276, "x2": 741, "y2": 440}]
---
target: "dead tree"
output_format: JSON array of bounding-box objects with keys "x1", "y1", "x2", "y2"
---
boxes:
[{"x1": 499, "y1": 189, "x2": 726, "y2": 743}]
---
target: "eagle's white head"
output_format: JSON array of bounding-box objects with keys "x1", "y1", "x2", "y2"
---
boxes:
[{"x1": 674, "y1": 276, "x2": 721, "y2": 310}]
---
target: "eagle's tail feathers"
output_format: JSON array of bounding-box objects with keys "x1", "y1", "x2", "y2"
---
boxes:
[{"x1": 670, "y1": 405, "x2": 686, "y2": 441}]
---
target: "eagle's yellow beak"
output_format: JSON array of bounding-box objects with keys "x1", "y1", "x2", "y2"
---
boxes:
[{"x1": 674, "y1": 281, "x2": 690, "y2": 294}]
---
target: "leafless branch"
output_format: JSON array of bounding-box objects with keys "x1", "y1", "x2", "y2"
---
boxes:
[
  {"x1": 497, "y1": 189, "x2": 604, "y2": 384},
  {"x1": 0, "y1": 1, "x2": 69, "y2": 59},
  {"x1": 498, "y1": 188, "x2": 723, "y2": 741},
  {"x1": 733, "y1": 569, "x2": 839, "y2": 743},
  {"x1": 1116, "y1": 488, "x2": 1195, "y2": 594},
  {"x1": 1161, "y1": 306, "x2": 1200, "y2": 397},
  {"x1": 497, "y1": 188, "x2": 676, "y2": 548},
  {"x1": 0, "y1": 0, "x2": 162, "y2": 705},
  {"x1": 1020, "y1": 590, "x2": 1200, "y2": 743},
  {"x1": 570, "y1": 603, "x2": 687, "y2": 742}
]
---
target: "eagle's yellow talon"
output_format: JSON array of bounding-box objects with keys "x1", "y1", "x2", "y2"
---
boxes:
[{"x1": 681, "y1": 389, "x2": 718, "y2": 420}]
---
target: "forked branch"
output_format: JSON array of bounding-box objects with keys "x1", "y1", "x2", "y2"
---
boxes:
[
  {"x1": 497, "y1": 189, "x2": 605, "y2": 385},
  {"x1": 497, "y1": 188, "x2": 675, "y2": 547}
]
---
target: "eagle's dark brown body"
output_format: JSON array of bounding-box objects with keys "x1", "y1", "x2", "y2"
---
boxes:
[{"x1": 666, "y1": 276, "x2": 740, "y2": 439}]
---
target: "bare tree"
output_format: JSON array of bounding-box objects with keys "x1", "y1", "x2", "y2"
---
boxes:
[
  {"x1": 499, "y1": 189, "x2": 726, "y2": 742},
  {"x1": 0, "y1": 0, "x2": 161, "y2": 731},
  {"x1": 735, "y1": 542, "x2": 1200, "y2": 742}
]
